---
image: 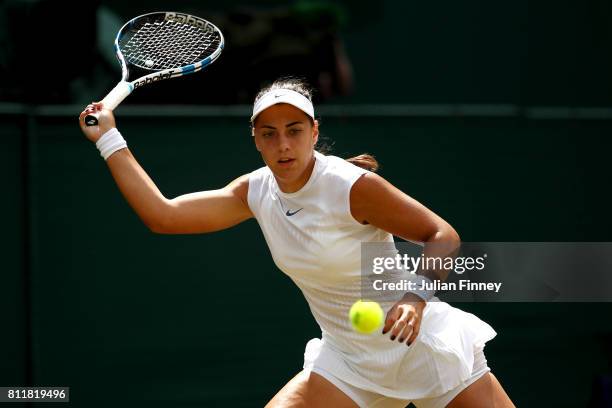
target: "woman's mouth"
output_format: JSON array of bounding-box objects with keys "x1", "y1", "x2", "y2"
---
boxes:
[{"x1": 278, "y1": 158, "x2": 295, "y2": 167}]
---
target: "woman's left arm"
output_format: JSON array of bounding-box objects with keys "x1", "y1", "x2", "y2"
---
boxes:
[{"x1": 350, "y1": 172, "x2": 461, "y2": 345}]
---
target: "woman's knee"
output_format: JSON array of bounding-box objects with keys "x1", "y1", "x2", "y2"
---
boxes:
[{"x1": 446, "y1": 372, "x2": 515, "y2": 408}]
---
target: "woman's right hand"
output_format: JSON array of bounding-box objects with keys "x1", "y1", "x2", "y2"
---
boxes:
[{"x1": 78, "y1": 102, "x2": 117, "y2": 143}]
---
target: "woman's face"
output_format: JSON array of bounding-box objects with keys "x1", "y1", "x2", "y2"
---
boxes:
[{"x1": 252, "y1": 103, "x2": 319, "y2": 193}]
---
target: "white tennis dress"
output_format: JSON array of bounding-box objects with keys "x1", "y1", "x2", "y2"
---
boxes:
[{"x1": 247, "y1": 151, "x2": 496, "y2": 400}]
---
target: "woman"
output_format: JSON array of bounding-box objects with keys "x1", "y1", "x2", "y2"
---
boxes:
[{"x1": 79, "y1": 78, "x2": 514, "y2": 408}]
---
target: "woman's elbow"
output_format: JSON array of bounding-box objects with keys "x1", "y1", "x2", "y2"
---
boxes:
[
  {"x1": 446, "y1": 225, "x2": 460, "y2": 244},
  {"x1": 145, "y1": 218, "x2": 171, "y2": 234},
  {"x1": 428, "y1": 223, "x2": 461, "y2": 250},
  {"x1": 143, "y1": 205, "x2": 175, "y2": 234},
  {"x1": 439, "y1": 224, "x2": 461, "y2": 254}
]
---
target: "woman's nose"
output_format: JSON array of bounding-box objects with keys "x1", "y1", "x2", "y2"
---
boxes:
[{"x1": 278, "y1": 132, "x2": 291, "y2": 151}]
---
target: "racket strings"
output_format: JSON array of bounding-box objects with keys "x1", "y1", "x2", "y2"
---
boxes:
[{"x1": 121, "y1": 18, "x2": 221, "y2": 70}]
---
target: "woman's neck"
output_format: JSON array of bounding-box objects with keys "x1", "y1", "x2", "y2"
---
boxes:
[{"x1": 276, "y1": 154, "x2": 316, "y2": 193}]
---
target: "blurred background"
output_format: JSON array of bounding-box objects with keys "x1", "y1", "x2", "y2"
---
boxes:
[{"x1": 1, "y1": 0, "x2": 612, "y2": 407}]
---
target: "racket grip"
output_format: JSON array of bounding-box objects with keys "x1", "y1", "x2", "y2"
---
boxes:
[
  {"x1": 84, "y1": 113, "x2": 100, "y2": 127},
  {"x1": 85, "y1": 81, "x2": 133, "y2": 127}
]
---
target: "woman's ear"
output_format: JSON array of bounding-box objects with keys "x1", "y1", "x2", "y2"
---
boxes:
[
  {"x1": 312, "y1": 119, "x2": 319, "y2": 145},
  {"x1": 252, "y1": 129, "x2": 262, "y2": 152}
]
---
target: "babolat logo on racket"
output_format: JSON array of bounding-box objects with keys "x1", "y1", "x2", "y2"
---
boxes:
[
  {"x1": 133, "y1": 70, "x2": 178, "y2": 89},
  {"x1": 165, "y1": 12, "x2": 215, "y2": 34}
]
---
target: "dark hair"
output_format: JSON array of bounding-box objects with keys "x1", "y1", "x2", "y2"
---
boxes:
[
  {"x1": 254, "y1": 77, "x2": 314, "y2": 108},
  {"x1": 254, "y1": 77, "x2": 379, "y2": 172}
]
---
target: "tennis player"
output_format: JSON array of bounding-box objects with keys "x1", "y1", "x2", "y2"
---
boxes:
[{"x1": 78, "y1": 78, "x2": 514, "y2": 408}]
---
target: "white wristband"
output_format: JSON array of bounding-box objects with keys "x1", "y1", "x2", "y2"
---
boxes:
[
  {"x1": 96, "y1": 128, "x2": 127, "y2": 160},
  {"x1": 408, "y1": 274, "x2": 436, "y2": 301}
]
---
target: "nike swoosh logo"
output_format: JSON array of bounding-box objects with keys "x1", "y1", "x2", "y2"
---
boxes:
[
  {"x1": 274, "y1": 94, "x2": 281, "y2": 98},
  {"x1": 285, "y1": 208, "x2": 303, "y2": 216}
]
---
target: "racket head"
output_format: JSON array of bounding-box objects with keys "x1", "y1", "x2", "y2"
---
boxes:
[
  {"x1": 84, "y1": 11, "x2": 224, "y2": 127},
  {"x1": 114, "y1": 11, "x2": 225, "y2": 84}
]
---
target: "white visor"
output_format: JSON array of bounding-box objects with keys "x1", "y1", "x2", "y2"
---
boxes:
[{"x1": 251, "y1": 89, "x2": 315, "y2": 123}]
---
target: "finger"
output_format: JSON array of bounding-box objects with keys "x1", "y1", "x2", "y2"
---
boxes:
[
  {"x1": 398, "y1": 317, "x2": 415, "y2": 344},
  {"x1": 389, "y1": 307, "x2": 410, "y2": 340},
  {"x1": 390, "y1": 319, "x2": 406, "y2": 341},
  {"x1": 406, "y1": 316, "x2": 421, "y2": 346},
  {"x1": 382, "y1": 306, "x2": 400, "y2": 335},
  {"x1": 393, "y1": 307, "x2": 414, "y2": 341},
  {"x1": 80, "y1": 106, "x2": 96, "y2": 117}
]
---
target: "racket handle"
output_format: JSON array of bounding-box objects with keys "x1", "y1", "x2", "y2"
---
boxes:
[
  {"x1": 84, "y1": 113, "x2": 101, "y2": 127},
  {"x1": 85, "y1": 81, "x2": 133, "y2": 127}
]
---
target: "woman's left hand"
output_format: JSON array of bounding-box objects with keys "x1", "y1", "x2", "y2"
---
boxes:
[{"x1": 382, "y1": 293, "x2": 426, "y2": 346}]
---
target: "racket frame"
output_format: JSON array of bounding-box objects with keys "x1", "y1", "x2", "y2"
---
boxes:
[{"x1": 85, "y1": 11, "x2": 224, "y2": 126}]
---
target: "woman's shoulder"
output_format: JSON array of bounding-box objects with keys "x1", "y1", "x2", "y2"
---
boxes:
[
  {"x1": 319, "y1": 153, "x2": 369, "y2": 183},
  {"x1": 248, "y1": 163, "x2": 273, "y2": 183},
  {"x1": 245, "y1": 165, "x2": 273, "y2": 206}
]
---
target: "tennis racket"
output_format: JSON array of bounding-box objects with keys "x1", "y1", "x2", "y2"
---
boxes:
[{"x1": 85, "y1": 11, "x2": 224, "y2": 126}]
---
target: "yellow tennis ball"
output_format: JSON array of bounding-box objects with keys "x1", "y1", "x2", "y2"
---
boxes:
[{"x1": 349, "y1": 300, "x2": 384, "y2": 334}]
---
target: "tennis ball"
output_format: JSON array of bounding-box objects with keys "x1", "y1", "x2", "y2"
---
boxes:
[{"x1": 349, "y1": 300, "x2": 384, "y2": 334}]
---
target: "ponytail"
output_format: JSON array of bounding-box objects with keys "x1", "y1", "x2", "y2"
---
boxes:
[{"x1": 346, "y1": 154, "x2": 379, "y2": 172}]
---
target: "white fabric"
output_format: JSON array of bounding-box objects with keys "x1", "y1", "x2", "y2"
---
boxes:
[
  {"x1": 251, "y1": 89, "x2": 315, "y2": 122},
  {"x1": 96, "y1": 128, "x2": 127, "y2": 160},
  {"x1": 307, "y1": 347, "x2": 490, "y2": 408},
  {"x1": 247, "y1": 151, "x2": 496, "y2": 400}
]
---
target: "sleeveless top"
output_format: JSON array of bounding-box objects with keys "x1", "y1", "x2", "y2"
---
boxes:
[{"x1": 247, "y1": 151, "x2": 496, "y2": 399}]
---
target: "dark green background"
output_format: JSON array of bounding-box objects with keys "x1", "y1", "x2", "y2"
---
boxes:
[
  {"x1": 2, "y1": 113, "x2": 612, "y2": 407},
  {"x1": 2, "y1": 0, "x2": 612, "y2": 406}
]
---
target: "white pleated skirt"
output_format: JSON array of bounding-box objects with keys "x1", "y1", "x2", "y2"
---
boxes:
[{"x1": 303, "y1": 299, "x2": 497, "y2": 400}]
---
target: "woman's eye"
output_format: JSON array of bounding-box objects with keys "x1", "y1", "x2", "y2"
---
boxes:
[
  {"x1": 289, "y1": 128, "x2": 303, "y2": 135},
  {"x1": 262, "y1": 132, "x2": 273, "y2": 138}
]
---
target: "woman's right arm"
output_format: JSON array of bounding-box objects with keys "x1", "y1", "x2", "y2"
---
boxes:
[{"x1": 79, "y1": 103, "x2": 253, "y2": 234}]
